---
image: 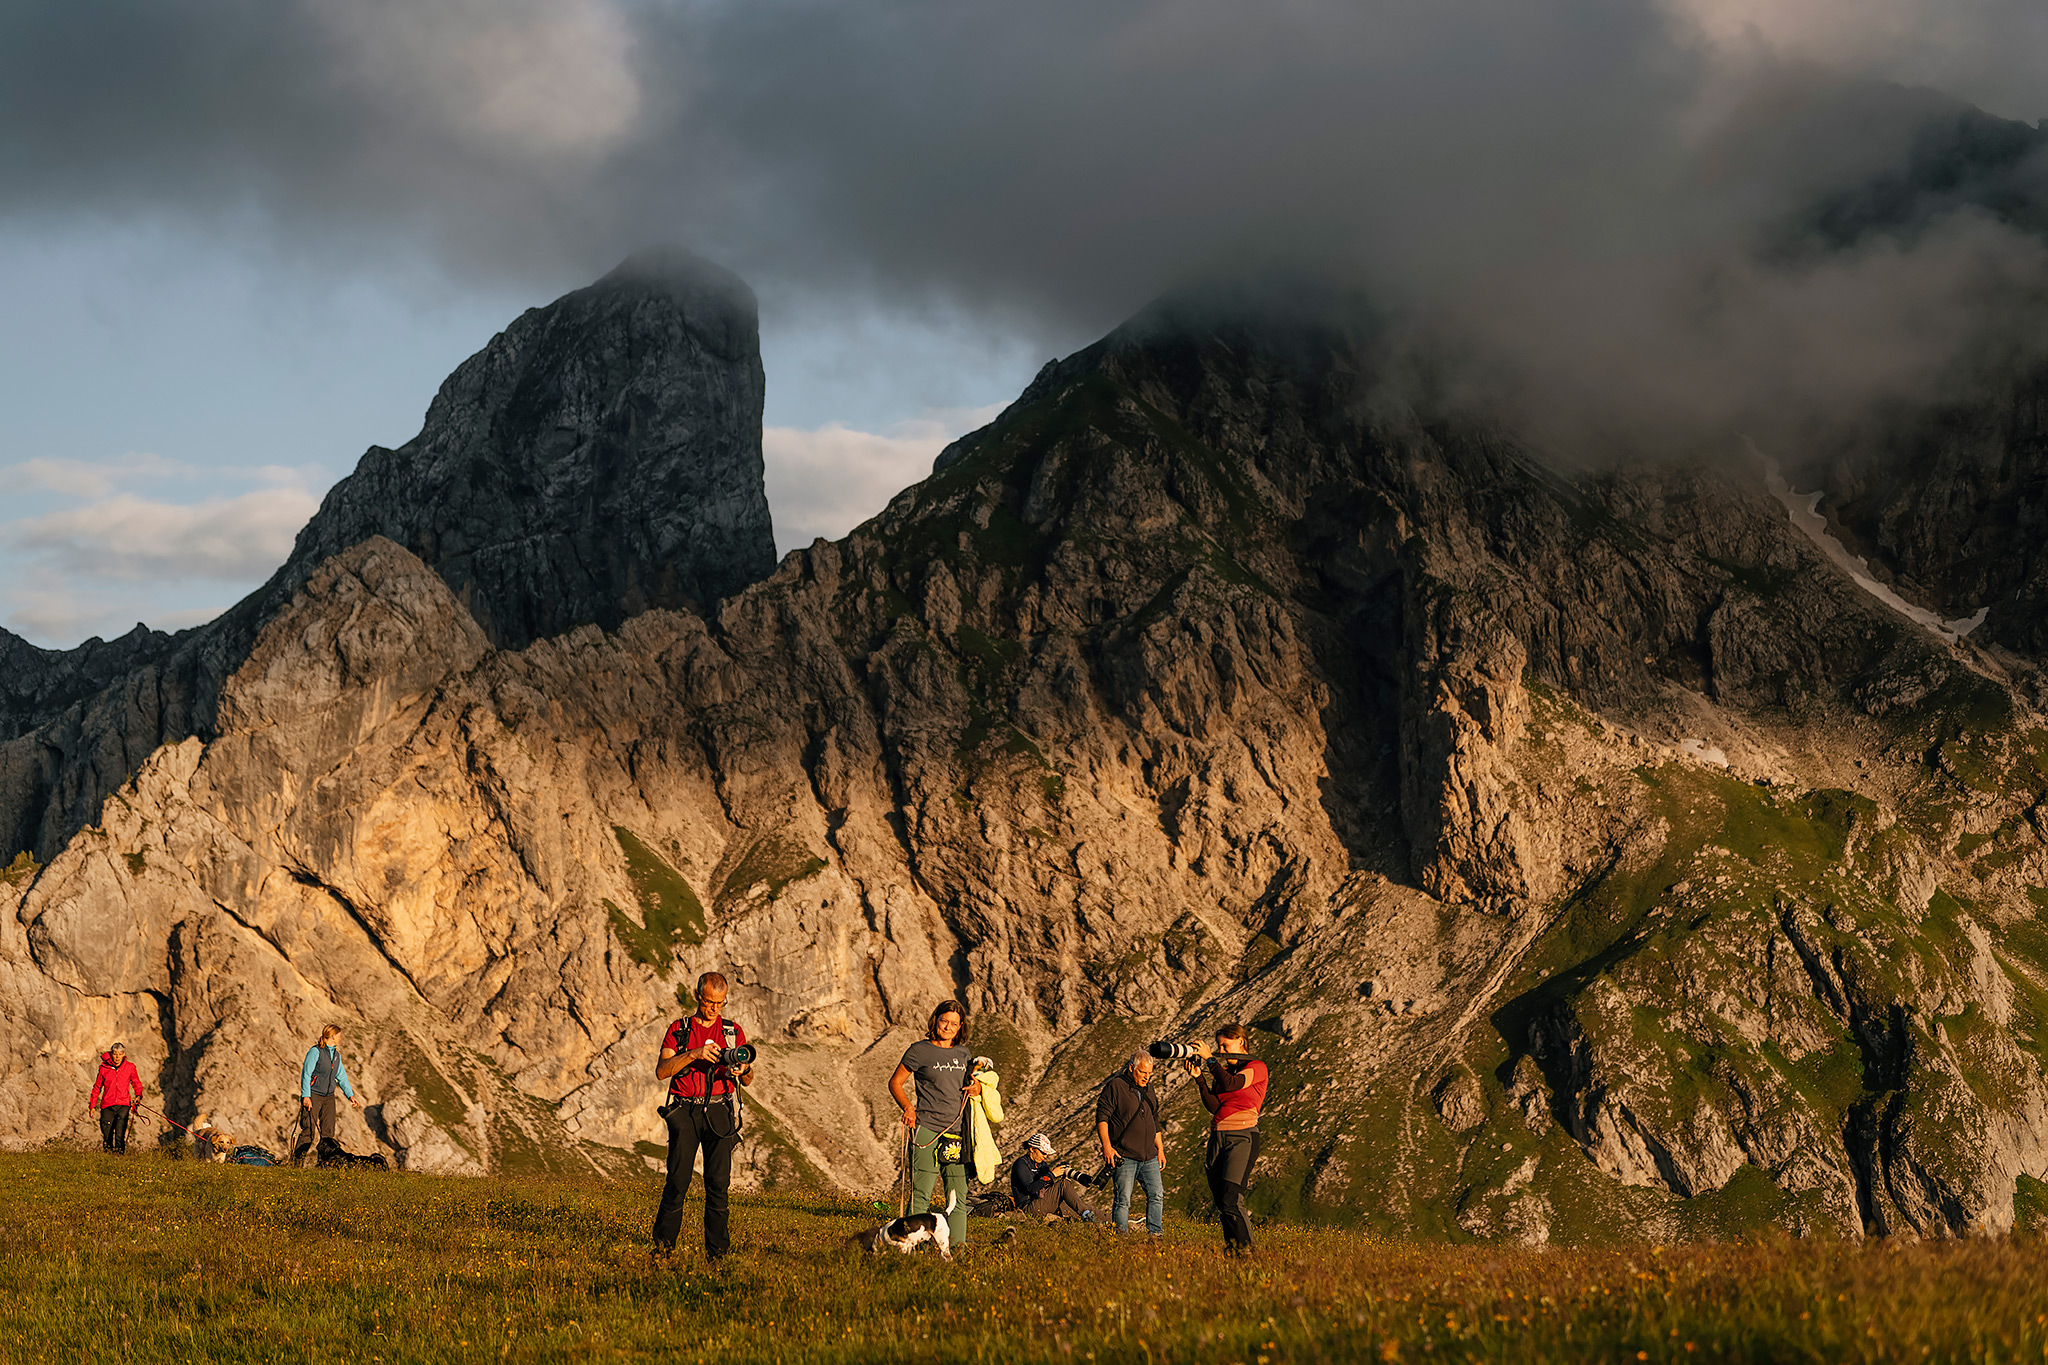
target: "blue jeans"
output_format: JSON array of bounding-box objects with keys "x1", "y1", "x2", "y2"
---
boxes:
[{"x1": 1112, "y1": 1156, "x2": 1163, "y2": 1234}]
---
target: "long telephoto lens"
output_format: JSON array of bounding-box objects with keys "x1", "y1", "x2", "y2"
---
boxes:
[{"x1": 1147, "y1": 1041, "x2": 1202, "y2": 1060}]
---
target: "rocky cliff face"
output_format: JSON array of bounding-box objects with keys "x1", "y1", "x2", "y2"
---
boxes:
[
  {"x1": 7, "y1": 256, "x2": 2048, "y2": 1243},
  {"x1": 279, "y1": 247, "x2": 775, "y2": 650},
  {"x1": 0, "y1": 249, "x2": 775, "y2": 868}
]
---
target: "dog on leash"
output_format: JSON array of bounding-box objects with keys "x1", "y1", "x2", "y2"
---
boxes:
[
  {"x1": 191, "y1": 1115, "x2": 233, "y2": 1163},
  {"x1": 846, "y1": 1189, "x2": 958, "y2": 1260}
]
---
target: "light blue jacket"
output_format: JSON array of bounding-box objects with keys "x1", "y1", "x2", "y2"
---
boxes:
[{"x1": 299, "y1": 1044, "x2": 355, "y2": 1100}]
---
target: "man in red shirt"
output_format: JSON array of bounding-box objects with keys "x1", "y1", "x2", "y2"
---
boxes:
[{"x1": 652, "y1": 971, "x2": 755, "y2": 1260}]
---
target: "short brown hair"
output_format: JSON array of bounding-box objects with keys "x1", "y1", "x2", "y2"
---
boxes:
[
  {"x1": 697, "y1": 972, "x2": 729, "y2": 995},
  {"x1": 926, "y1": 1000, "x2": 968, "y2": 1044},
  {"x1": 1215, "y1": 1022, "x2": 1248, "y2": 1044}
]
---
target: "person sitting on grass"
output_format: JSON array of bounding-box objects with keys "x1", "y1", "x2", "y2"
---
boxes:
[{"x1": 1010, "y1": 1133, "x2": 1097, "y2": 1223}]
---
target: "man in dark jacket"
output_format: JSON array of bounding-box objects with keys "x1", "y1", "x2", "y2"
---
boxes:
[
  {"x1": 1010, "y1": 1133, "x2": 1096, "y2": 1222},
  {"x1": 1095, "y1": 1051, "x2": 1165, "y2": 1235}
]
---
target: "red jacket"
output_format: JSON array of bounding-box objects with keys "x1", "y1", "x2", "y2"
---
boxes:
[{"x1": 90, "y1": 1054, "x2": 142, "y2": 1108}]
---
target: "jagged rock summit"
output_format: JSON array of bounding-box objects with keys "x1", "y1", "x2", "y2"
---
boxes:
[
  {"x1": 280, "y1": 246, "x2": 775, "y2": 649},
  {"x1": 0, "y1": 249, "x2": 776, "y2": 864}
]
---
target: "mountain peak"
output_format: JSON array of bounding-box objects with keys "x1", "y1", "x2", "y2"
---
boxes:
[
  {"x1": 278, "y1": 249, "x2": 774, "y2": 649},
  {"x1": 596, "y1": 245, "x2": 757, "y2": 308}
]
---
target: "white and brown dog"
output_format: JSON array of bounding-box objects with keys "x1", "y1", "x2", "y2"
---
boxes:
[{"x1": 846, "y1": 1189, "x2": 958, "y2": 1260}]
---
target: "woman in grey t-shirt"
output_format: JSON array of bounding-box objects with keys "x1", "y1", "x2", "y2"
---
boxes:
[{"x1": 889, "y1": 1000, "x2": 980, "y2": 1249}]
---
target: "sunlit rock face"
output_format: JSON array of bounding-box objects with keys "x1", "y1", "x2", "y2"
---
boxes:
[{"x1": 0, "y1": 248, "x2": 776, "y2": 866}]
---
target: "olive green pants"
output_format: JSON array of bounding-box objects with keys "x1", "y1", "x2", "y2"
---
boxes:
[{"x1": 908, "y1": 1127, "x2": 969, "y2": 1247}]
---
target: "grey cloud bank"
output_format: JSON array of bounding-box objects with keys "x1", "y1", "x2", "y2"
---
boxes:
[{"x1": 2, "y1": 0, "x2": 2046, "y2": 629}]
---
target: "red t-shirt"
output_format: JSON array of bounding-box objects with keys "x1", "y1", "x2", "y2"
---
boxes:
[
  {"x1": 662, "y1": 1016, "x2": 748, "y2": 1098},
  {"x1": 1209, "y1": 1058, "x2": 1267, "y2": 1129}
]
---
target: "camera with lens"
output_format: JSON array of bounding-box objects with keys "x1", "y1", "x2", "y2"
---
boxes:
[
  {"x1": 1148, "y1": 1040, "x2": 1205, "y2": 1061},
  {"x1": 719, "y1": 1044, "x2": 758, "y2": 1068}
]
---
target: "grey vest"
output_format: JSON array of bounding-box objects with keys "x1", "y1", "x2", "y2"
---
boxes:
[{"x1": 310, "y1": 1045, "x2": 340, "y2": 1097}]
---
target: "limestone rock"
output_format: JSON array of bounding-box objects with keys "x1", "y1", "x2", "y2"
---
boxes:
[{"x1": 0, "y1": 249, "x2": 776, "y2": 866}]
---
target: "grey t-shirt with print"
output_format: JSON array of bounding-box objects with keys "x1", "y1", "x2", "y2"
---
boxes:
[{"x1": 899, "y1": 1040, "x2": 972, "y2": 1132}]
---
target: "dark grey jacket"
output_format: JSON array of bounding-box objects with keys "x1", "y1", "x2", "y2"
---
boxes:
[{"x1": 1095, "y1": 1071, "x2": 1161, "y2": 1160}]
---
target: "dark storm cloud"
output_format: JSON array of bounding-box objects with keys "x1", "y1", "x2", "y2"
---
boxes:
[{"x1": 2, "y1": 0, "x2": 2045, "y2": 447}]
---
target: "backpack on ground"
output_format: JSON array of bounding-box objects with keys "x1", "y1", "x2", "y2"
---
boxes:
[{"x1": 315, "y1": 1135, "x2": 390, "y2": 1170}]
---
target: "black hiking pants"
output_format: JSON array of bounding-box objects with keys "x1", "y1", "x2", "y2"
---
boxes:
[
  {"x1": 653, "y1": 1102, "x2": 738, "y2": 1258},
  {"x1": 98, "y1": 1104, "x2": 131, "y2": 1153},
  {"x1": 292, "y1": 1095, "x2": 338, "y2": 1165},
  {"x1": 1205, "y1": 1129, "x2": 1261, "y2": 1252}
]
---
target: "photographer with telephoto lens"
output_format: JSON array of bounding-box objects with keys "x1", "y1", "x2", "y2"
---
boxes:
[
  {"x1": 652, "y1": 971, "x2": 755, "y2": 1262},
  {"x1": 1185, "y1": 1022, "x2": 1267, "y2": 1255}
]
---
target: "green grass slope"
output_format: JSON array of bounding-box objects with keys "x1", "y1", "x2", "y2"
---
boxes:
[{"x1": 5, "y1": 1150, "x2": 2047, "y2": 1363}]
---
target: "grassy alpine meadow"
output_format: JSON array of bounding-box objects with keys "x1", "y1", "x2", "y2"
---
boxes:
[{"x1": 4, "y1": 1149, "x2": 2048, "y2": 1364}]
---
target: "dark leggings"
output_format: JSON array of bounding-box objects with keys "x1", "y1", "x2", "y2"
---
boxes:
[
  {"x1": 1205, "y1": 1128, "x2": 1261, "y2": 1251},
  {"x1": 99, "y1": 1105, "x2": 131, "y2": 1153},
  {"x1": 653, "y1": 1104, "x2": 738, "y2": 1258}
]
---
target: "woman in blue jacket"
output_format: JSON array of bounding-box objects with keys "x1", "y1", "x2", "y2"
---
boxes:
[{"x1": 291, "y1": 1022, "x2": 363, "y2": 1165}]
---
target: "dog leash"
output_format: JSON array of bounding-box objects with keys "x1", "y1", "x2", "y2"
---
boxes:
[{"x1": 130, "y1": 1100, "x2": 192, "y2": 1134}]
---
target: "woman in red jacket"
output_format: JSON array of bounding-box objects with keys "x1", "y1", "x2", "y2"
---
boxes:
[{"x1": 88, "y1": 1042, "x2": 145, "y2": 1154}]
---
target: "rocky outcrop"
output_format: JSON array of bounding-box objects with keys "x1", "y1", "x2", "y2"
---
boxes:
[
  {"x1": 278, "y1": 246, "x2": 775, "y2": 649},
  {"x1": 0, "y1": 623, "x2": 176, "y2": 744},
  {"x1": 0, "y1": 249, "x2": 776, "y2": 867}
]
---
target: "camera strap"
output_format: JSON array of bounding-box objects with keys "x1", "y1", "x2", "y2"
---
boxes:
[{"x1": 721, "y1": 1018, "x2": 743, "y2": 1133}]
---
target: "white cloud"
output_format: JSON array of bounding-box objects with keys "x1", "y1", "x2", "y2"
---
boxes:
[
  {"x1": 763, "y1": 406, "x2": 1005, "y2": 554},
  {"x1": 7, "y1": 485, "x2": 317, "y2": 582},
  {"x1": 4, "y1": 451, "x2": 189, "y2": 498}
]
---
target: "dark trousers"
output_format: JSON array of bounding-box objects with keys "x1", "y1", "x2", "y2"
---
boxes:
[
  {"x1": 653, "y1": 1103, "x2": 738, "y2": 1257},
  {"x1": 1206, "y1": 1129, "x2": 1261, "y2": 1251},
  {"x1": 98, "y1": 1105, "x2": 130, "y2": 1153},
  {"x1": 1027, "y1": 1176, "x2": 1095, "y2": 1219},
  {"x1": 292, "y1": 1095, "x2": 338, "y2": 1164}
]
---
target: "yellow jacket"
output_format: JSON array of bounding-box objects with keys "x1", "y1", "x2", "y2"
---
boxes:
[{"x1": 969, "y1": 1059, "x2": 1004, "y2": 1185}]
